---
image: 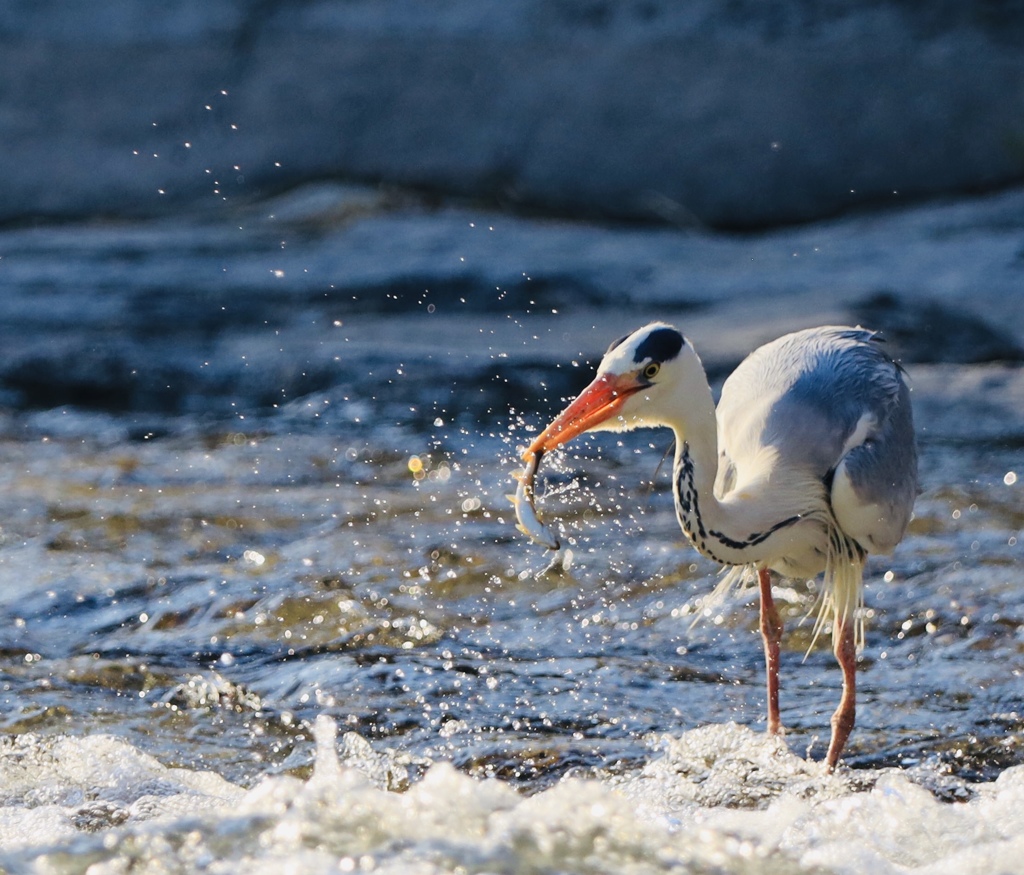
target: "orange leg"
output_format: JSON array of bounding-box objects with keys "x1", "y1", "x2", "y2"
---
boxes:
[
  {"x1": 757, "y1": 567, "x2": 783, "y2": 735},
  {"x1": 826, "y1": 619, "x2": 857, "y2": 771}
]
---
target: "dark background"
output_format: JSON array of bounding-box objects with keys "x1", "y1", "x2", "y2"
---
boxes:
[{"x1": 3, "y1": 0, "x2": 1024, "y2": 230}]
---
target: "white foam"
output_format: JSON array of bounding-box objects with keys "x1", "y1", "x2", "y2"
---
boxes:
[{"x1": 3, "y1": 720, "x2": 1024, "y2": 874}]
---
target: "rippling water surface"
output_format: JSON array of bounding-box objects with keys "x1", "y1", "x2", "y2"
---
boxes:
[{"x1": 0, "y1": 189, "x2": 1022, "y2": 872}]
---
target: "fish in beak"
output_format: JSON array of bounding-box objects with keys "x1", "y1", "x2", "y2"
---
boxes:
[
  {"x1": 508, "y1": 450, "x2": 560, "y2": 550},
  {"x1": 525, "y1": 371, "x2": 644, "y2": 461}
]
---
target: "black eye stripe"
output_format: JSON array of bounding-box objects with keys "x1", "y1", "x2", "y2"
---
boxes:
[{"x1": 633, "y1": 326, "x2": 684, "y2": 364}]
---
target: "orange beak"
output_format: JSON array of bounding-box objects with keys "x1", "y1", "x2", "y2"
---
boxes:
[{"x1": 525, "y1": 372, "x2": 642, "y2": 461}]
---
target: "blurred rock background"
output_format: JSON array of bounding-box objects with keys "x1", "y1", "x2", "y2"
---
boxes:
[
  {"x1": 0, "y1": 1, "x2": 1023, "y2": 422},
  {"x1": 3, "y1": 0, "x2": 1024, "y2": 229}
]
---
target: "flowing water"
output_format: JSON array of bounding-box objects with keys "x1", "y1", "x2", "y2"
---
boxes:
[{"x1": 0, "y1": 186, "x2": 1022, "y2": 872}]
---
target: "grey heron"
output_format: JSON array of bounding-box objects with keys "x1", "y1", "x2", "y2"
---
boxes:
[{"x1": 524, "y1": 323, "x2": 918, "y2": 771}]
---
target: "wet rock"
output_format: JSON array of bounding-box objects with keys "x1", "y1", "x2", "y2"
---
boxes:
[
  {"x1": 2, "y1": 2, "x2": 1024, "y2": 227},
  {"x1": 1, "y1": 342, "x2": 189, "y2": 412},
  {"x1": 0, "y1": 187, "x2": 1022, "y2": 423},
  {"x1": 854, "y1": 292, "x2": 1024, "y2": 364},
  {"x1": 903, "y1": 364, "x2": 1024, "y2": 443},
  {"x1": 164, "y1": 673, "x2": 262, "y2": 712}
]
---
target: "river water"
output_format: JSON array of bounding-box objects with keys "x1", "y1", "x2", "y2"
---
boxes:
[{"x1": 0, "y1": 185, "x2": 1022, "y2": 872}]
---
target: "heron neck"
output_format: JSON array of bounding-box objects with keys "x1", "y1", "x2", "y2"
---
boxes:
[
  {"x1": 666, "y1": 368, "x2": 792, "y2": 567},
  {"x1": 661, "y1": 358, "x2": 720, "y2": 494}
]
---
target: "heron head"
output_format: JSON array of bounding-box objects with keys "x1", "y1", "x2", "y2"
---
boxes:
[{"x1": 525, "y1": 323, "x2": 690, "y2": 459}]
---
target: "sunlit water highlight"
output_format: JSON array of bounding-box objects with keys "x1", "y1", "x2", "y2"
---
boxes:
[{"x1": 0, "y1": 189, "x2": 1022, "y2": 871}]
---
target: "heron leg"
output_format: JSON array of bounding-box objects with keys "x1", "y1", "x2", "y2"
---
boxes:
[
  {"x1": 826, "y1": 619, "x2": 857, "y2": 772},
  {"x1": 757, "y1": 567, "x2": 783, "y2": 735}
]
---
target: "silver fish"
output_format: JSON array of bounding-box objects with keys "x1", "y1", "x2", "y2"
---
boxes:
[{"x1": 508, "y1": 451, "x2": 560, "y2": 550}]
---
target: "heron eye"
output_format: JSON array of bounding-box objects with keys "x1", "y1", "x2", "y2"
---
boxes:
[{"x1": 644, "y1": 362, "x2": 660, "y2": 380}]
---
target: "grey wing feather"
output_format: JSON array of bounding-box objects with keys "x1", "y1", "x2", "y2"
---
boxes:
[
  {"x1": 718, "y1": 326, "x2": 918, "y2": 554},
  {"x1": 831, "y1": 376, "x2": 917, "y2": 552},
  {"x1": 720, "y1": 327, "x2": 886, "y2": 476}
]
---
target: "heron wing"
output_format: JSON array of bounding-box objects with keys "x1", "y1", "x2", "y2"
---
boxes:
[
  {"x1": 717, "y1": 327, "x2": 917, "y2": 554},
  {"x1": 830, "y1": 376, "x2": 917, "y2": 553}
]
